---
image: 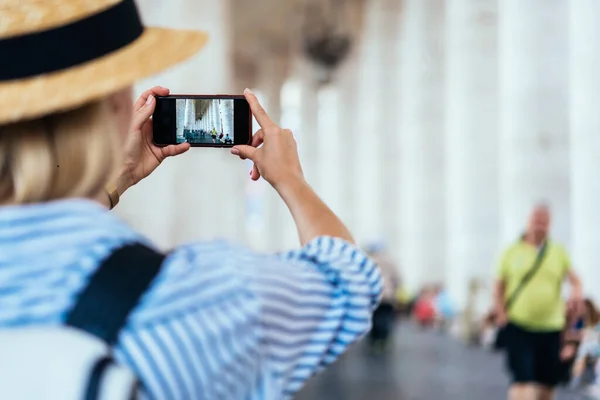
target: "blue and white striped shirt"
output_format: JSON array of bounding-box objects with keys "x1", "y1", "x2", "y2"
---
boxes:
[{"x1": 0, "y1": 199, "x2": 382, "y2": 399}]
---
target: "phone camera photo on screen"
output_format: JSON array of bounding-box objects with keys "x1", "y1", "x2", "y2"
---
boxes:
[
  {"x1": 176, "y1": 99, "x2": 233, "y2": 145},
  {"x1": 152, "y1": 95, "x2": 251, "y2": 148}
]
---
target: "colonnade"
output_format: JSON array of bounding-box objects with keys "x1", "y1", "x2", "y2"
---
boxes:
[
  {"x1": 291, "y1": 0, "x2": 600, "y2": 307},
  {"x1": 178, "y1": 99, "x2": 234, "y2": 138},
  {"x1": 116, "y1": 0, "x2": 600, "y2": 307}
]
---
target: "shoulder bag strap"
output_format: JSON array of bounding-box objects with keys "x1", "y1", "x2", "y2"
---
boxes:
[
  {"x1": 505, "y1": 240, "x2": 549, "y2": 311},
  {"x1": 65, "y1": 243, "x2": 165, "y2": 345}
]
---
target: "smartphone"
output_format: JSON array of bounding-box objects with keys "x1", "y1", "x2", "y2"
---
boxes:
[{"x1": 152, "y1": 95, "x2": 251, "y2": 147}]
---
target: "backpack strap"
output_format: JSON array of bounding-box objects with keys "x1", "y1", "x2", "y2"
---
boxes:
[
  {"x1": 65, "y1": 243, "x2": 165, "y2": 345},
  {"x1": 504, "y1": 240, "x2": 549, "y2": 311}
]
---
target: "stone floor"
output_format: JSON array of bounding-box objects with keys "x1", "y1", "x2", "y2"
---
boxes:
[{"x1": 296, "y1": 323, "x2": 588, "y2": 400}]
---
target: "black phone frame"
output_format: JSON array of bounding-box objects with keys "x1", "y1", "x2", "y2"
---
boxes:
[{"x1": 152, "y1": 94, "x2": 252, "y2": 148}]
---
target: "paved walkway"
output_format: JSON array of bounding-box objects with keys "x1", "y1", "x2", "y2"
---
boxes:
[{"x1": 296, "y1": 323, "x2": 587, "y2": 400}]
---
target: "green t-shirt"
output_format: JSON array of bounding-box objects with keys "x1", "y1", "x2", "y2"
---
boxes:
[{"x1": 497, "y1": 240, "x2": 571, "y2": 332}]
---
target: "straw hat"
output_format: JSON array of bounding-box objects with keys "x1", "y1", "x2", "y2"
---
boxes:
[{"x1": 0, "y1": 0, "x2": 209, "y2": 124}]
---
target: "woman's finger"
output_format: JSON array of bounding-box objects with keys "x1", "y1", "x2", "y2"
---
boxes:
[
  {"x1": 134, "y1": 86, "x2": 169, "y2": 112},
  {"x1": 161, "y1": 142, "x2": 191, "y2": 158},
  {"x1": 250, "y1": 163, "x2": 261, "y2": 180},
  {"x1": 232, "y1": 130, "x2": 263, "y2": 160},
  {"x1": 131, "y1": 94, "x2": 156, "y2": 129},
  {"x1": 251, "y1": 129, "x2": 265, "y2": 148},
  {"x1": 230, "y1": 145, "x2": 258, "y2": 161},
  {"x1": 244, "y1": 89, "x2": 276, "y2": 130}
]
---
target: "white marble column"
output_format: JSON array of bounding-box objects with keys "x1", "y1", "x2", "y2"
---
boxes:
[
  {"x1": 184, "y1": 100, "x2": 195, "y2": 131},
  {"x1": 398, "y1": 0, "x2": 446, "y2": 291},
  {"x1": 315, "y1": 85, "x2": 343, "y2": 216},
  {"x1": 117, "y1": 0, "x2": 245, "y2": 249},
  {"x1": 570, "y1": 0, "x2": 600, "y2": 300},
  {"x1": 334, "y1": 55, "x2": 360, "y2": 234},
  {"x1": 445, "y1": 0, "x2": 499, "y2": 310},
  {"x1": 354, "y1": 0, "x2": 387, "y2": 244},
  {"x1": 296, "y1": 59, "x2": 320, "y2": 190},
  {"x1": 221, "y1": 99, "x2": 234, "y2": 137},
  {"x1": 214, "y1": 100, "x2": 222, "y2": 133},
  {"x1": 378, "y1": 0, "x2": 403, "y2": 264},
  {"x1": 176, "y1": 100, "x2": 185, "y2": 141},
  {"x1": 499, "y1": 0, "x2": 570, "y2": 247}
]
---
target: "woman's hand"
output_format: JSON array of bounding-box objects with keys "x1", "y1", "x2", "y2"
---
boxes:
[
  {"x1": 230, "y1": 89, "x2": 304, "y2": 190},
  {"x1": 231, "y1": 89, "x2": 354, "y2": 245},
  {"x1": 116, "y1": 86, "x2": 190, "y2": 195}
]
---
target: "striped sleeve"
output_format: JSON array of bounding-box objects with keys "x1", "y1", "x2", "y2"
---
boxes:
[
  {"x1": 114, "y1": 296, "x2": 265, "y2": 400},
  {"x1": 241, "y1": 236, "x2": 383, "y2": 397},
  {"x1": 112, "y1": 246, "x2": 267, "y2": 400}
]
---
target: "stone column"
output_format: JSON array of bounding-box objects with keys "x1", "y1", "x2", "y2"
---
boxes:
[
  {"x1": 117, "y1": 0, "x2": 245, "y2": 249},
  {"x1": 297, "y1": 59, "x2": 320, "y2": 187},
  {"x1": 221, "y1": 99, "x2": 234, "y2": 137},
  {"x1": 378, "y1": 0, "x2": 403, "y2": 263},
  {"x1": 176, "y1": 100, "x2": 185, "y2": 141},
  {"x1": 184, "y1": 99, "x2": 195, "y2": 131},
  {"x1": 334, "y1": 54, "x2": 360, "y2": 233},
  {"x1": 315, "y1": 85, "x2": 343, "y2": 215},
  {"x1": 210, "y1": 101, "x2": 219, "y2": 133},
  {"x1": 353, "y1": 0, "x2": 385, "y2": 245},
  {"x1": 398, "y1": 0, "x2": 446, "y2": 291},
  {"x1": 445, "y1": 0, "x2": 499, "y2": 311},
  {"x1": 570, "y1": 0, "x2": 600, "y2": 300},
  {"x1": 499, "y1": 0, "x2": 570, "y2": 247}
]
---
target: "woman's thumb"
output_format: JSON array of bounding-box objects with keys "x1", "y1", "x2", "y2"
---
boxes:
[{"x1": 230, "y1": 145, "x2": 256, "y2": 160}]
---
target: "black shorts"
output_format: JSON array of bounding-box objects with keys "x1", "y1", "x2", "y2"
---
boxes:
[{"x1": 505, "y1": 322, "x2": 562, "y2": 387}]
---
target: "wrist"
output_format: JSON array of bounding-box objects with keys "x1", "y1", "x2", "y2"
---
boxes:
[
  {"x1": 273, "y1": 175, "x2": 309, "y2": 199},
  {"x1": 103, "y1": 174, "x2": 130, "y2": 210},
  {"x1": 115, "y1": 175, "x2": 130, "y2": 198},
  {"x1": 114, "y1": 169, "x2": 134, "y2": 198}
]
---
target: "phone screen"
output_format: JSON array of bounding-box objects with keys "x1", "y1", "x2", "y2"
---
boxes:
[{"x1": 153, "y1": 95, "x2": 251, "y2": 147}]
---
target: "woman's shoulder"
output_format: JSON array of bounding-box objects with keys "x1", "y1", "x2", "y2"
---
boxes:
[
  {"x1": 111, "y1": 240, "x2": 268, "y2": 399},
  {"x1": 127, "y1": 239, "x2": 260, "y2": 326}
]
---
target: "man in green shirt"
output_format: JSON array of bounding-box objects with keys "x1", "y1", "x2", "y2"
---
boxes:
[{"x1": 494, "y1": 204, "x2": 582, "y2": 400}]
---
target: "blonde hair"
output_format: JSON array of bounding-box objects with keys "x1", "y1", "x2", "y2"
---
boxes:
[{"x1": 0, "y1": 100, "x2": 122, "y2": 204}]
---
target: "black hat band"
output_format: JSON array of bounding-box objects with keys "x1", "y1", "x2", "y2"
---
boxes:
[{"x1": 0, "y1": 0, "x2": 144, "y2": 81}]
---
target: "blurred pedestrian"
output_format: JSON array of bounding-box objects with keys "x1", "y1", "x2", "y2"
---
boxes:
[
  {"x1": 493, "y1": 204, "x2": 583, "y2": 400},
  {"x1": 414, "y1": 286, "x2": 437, "y2": 328},
  {"x1": 366, "y1": 243, "x2": 400, "y2": 352}
]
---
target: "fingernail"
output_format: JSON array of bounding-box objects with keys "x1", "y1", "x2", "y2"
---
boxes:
[
  {"x1": 244, "y1": 88, "x2": 254, "y2": 95},
  {"x1": 146, "y1": 95, "x2": 154, "y2": 105},
  {"x1": 230, "y1": 148, "x2": 240, "y2": 155}
]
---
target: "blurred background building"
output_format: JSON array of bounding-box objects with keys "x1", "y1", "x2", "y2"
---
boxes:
[{"x1": 116, "y1": 1, "x2": 600, "y2": 397}]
